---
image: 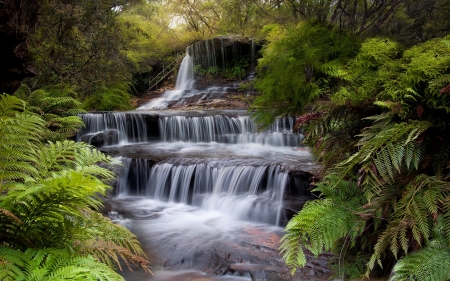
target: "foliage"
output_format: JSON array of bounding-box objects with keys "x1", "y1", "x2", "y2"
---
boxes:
[
  {"x1": 194, "y1": 65, "x2": 220, "y2": 77},
  {"x1": 27, "y1": 0, "x2": 142, "y2": 96},
  {"x1": 0, "y1": 247, "x2": 124, "y2": 281},
  {"x1": 194, "y1": 58, "x2": 250, "y2": 80},
  {"x1": 82, "y1": 83, "x2": 134, "y2": 111},
  {"x1": 280, "y1": 175, "x2": 366, "y2": 274},
  {"x1": 273, "y1": 31, "x2": 450, "y2": 279},
  {"x1": 14, "y1": 84, "x2": 86, "y2": 141},
  {"x1": 119, "y1": 2, "x2": 177, "y2": 73},
  {"x1": 390, "y1": 223, "x2": 450, "y2": 281},
  {"x1": 251, "y1": 21, "x2": 360, "y2": 127},
  {"x1": 0, "y1": 94, "x2": 150, "y2": 279},
  {"x1": 223, "y1": 59, "x2": 250, "y2": 80},
  {"x1": 217, "y1": 0, "x2": 262, "y2": 37}
]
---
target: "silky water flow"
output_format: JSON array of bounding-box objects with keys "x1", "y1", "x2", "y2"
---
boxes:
[{"x1": 76, "y1": 51, "x2": 328, "y2": 281}]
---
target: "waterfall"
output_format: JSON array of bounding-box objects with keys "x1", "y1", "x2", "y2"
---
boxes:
[
  {"x1": 175, "y1": 50, "x2": 194, "y2": 91},
  {"x1": 115, "y1": 158, "x2": 290, "y2": 226},
  {"x1": 77, "y1": 112, "x2": 148, "y2": 145},
  {"x1": 158, "y1": 115, "x2": 303, "y2": 146},
  {"x1": 138, "y1": 48, "x2": 195, "y2": 110},
  {"x1": 78, "y1": 111, "x2": 304, "y2": 147}
]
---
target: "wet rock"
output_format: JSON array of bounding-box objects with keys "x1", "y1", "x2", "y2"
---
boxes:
[
  {"x1": 80, "y1": 130, "x2": 119, "y2": 147},
  {"x1": 188, "y1": 36, "x2": 262, "y2": 71}
]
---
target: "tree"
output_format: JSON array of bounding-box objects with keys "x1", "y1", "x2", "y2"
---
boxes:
[{"x1": 27, "y1": 0, "x2": 141, "y2": 96}]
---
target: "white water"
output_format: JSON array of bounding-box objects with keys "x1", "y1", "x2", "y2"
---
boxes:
[
  {"x1": 138, "y1": 50, "x2": 195, "y2": 110},
  {"x1": 77, "y1": 41, "x2": 324, "y2": 279},
  {"x1": 78, "y1": 111, "x2": 304, "y2": 147},
  {"x1": 175, "y1": 52, "x2": 195, "y2": 90},
  {"x1": 110, "y1": 198, "x2": 278, "y2": 281},
  {"x1": 114, "y1": 157, "x2": 301, "y2": 225},
  {"x1": 76, "y1": 113, "x2": 148, "y2": 144}
]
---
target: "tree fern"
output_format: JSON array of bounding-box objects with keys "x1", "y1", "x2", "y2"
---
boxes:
[
  {"x1": 74, "y1": 210, "x2": 150, "y2": 272},
  {"x1": 82, "y1": 82, "x2": 133, "y2": 111},
  {"x1": 340, "y1": 116, "x2": 430, "y2": 200},
  {"x1": 0, "y1": 95, "x2": 44, "y2": 186},
  {"x1": 275, "y1": 34, "x2": 450, "y2": 279},
  {"x1": 251, "y1": 21, "x2": 360, "y2": 128}
]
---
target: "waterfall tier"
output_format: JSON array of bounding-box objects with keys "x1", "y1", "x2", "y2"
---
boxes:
[
  {"x1": 115, "y1": 157, "x2": 313, "y2": 226},
  {"x1": 77, "y1": 111, "x2": 304, "y2": 147}
]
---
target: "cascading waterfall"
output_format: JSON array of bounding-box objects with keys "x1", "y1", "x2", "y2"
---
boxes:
[
  {"x1": 78, "y1": 111, "x2": 304, "y2": 147},
  {"x1": 77, "y1": 112, "x2": 148, "y2": 145},
  {"x1": 115, "y1": 158, "x2": 290, "y2": 225},
  {"x1": 159, "y1": 114, "x2": 303, "y2": 146},
  {"x1": 175, "y1": 50, "x2": 195, "y2": 91},
  {"x1": 77, "y1": 37, "x2": 323, "y2": 281},
  {"x1": 138, "y1": 48, "x2": 195, "y2": 110}
]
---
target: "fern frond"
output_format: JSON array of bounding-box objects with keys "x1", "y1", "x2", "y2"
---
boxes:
[
  {"x1": 281, "y1": 179, "x2": 366, "y2": 274},
  {"x1": 0, "y1": 96, "x2": 45, "y2": 184},
  {"x1": 341, "y1": 118, "x2": 430, "y2": 200},
  {"x1": 0, "y1": 247, "x2": 125, "y2": 281},
  {"x1": 390, "y1": 245, "x2": 450, "y2": 281},
  {"x1": 367, "y1": 175, "x2": 450, "y2": 275},
  {"x1": 0, "y1": 246, "x2": 25, "y2": 281},
  {"x1": 367, "y1": 219, "x2": 409, "y2": 273},
  {"x1": 76, "y1": 210, "x2": 151, "y2": 272}
]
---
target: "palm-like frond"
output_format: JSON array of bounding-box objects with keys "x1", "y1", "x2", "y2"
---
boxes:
[
  {"x1": 390, "y1": 245, "x2": 450, "y2": 281},
  {"x1": 0, "y1": 95, "x2": 45, "y2": 186},
  {"x1": 0, "y1": 94, "x2": 149, "y2": 277},
  {"x1": 0, "y1": 247, "x2": 125, "y2": 281},
  {"x1": 280, "y1": 177, "x2": 366, "y2": 274},
  {"x1": 76, "y1": 211, "x2": 151, "y2": 272},
  {"x1": 23, "y1": 88, "x2": 87, "y2": 141},
  {"x1": 1, "y1": 170, "x2": 110, "y2": 248},
  {"x1": 33, "y1": 140, "x2": 115, "y2": 179},
  {"x1": 366, "y1": 174, "x2": 450, "y2": 274}
]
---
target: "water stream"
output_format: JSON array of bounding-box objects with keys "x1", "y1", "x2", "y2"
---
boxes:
[{"x1": 77, "y1": 50, "x2": 331, "y2": 280}]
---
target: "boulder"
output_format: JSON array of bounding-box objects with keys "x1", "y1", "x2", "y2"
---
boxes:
[{"x1": 80, "y1": 130, "x2": 119, "y2": 147}]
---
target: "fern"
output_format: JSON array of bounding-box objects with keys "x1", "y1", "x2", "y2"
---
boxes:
[
  {"x1": 0, "y1": 95, "x2": 44, "y2": 186},
  {"x1": 0, "y1": 94, "x2": 150, "y2": 277},
  {"x1": 74, "y1": 210, "x2": 150, "y2": 272},
  {"x1": 0, "y1": 247, "x2": 125, "y2": 281},
  {"x1": 15, "y1": 86, "x2": 87, "y2": 141},
  {"x1": 390, "y1": 245, "x2": 450, "y2": 281},
  {"x1": 366, "y1": 174, "x2": 450, "y2": 275},
  {"x1": 280, "y1": 177, "x2": 366, "y2": 274},
  {"x1": 82, "y1": 82, "x2": 133, "y2": 111}
]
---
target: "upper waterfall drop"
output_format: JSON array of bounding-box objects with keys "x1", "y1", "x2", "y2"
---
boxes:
[
  {"x1": 175, "y1": 50, "x2": 194, "y2": 91},
  {"x1": 137, "y1": 48, "x2": 195, "y2": 110},
  {"x1": 137, "y1": 36, "x2": 262, "y2": 111}
]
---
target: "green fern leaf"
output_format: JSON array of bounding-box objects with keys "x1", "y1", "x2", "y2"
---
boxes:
[{"x1": 390, "y1": 245, "x2": 450, "y2": 281}]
